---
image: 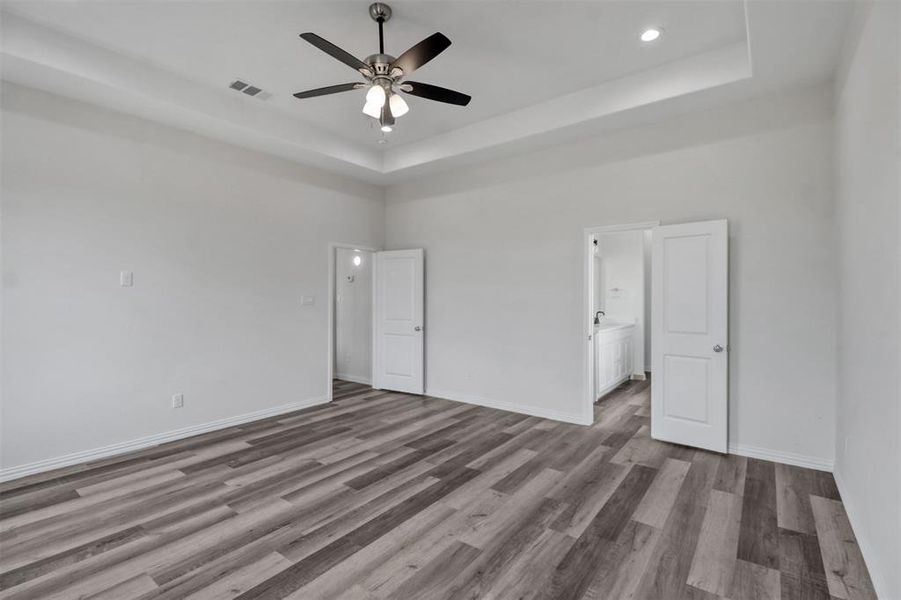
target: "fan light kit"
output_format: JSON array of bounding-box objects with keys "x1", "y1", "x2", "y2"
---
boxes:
[{"x1": 294, "y1": 2, "x2": 471, "y2": 134}]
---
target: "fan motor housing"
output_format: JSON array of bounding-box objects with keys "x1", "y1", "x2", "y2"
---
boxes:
[{"x1": 365, "y1": 53, "x2": 397, "y2": 76}]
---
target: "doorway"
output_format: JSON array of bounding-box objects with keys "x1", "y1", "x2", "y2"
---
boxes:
[
  {"x1": 583, "y1": 220, "x2": 730, "y2": 454},
  {"x1": 327, "y1": 245, "x2": 426, "y2": 401},
  {"x1": 328, "y1": 243, "x2": 377, "y2": 402},
  {"x1": 584, "y1": 222, "x2": 656, "y2": 425}
]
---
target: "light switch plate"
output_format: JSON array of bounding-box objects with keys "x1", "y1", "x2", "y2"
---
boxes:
[
  {"x1": 172, "y1": 394, "x2": 184, "y2": 408},
  {"x1": 301, "y1": 295, "x2": 315, "y2": 306},
  {"x1": 120, "y1": 271, "x2": 133, "y2": 287}
]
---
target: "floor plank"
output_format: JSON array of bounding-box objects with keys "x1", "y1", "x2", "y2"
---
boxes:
[
  {"x1": 809, "y1": 495, "x2": 876, "y2": 600},
  {"x1": 775, "y1": 463, "x2": 818, "y2": 534},
  {"x1": 632, "y1": 457, "x2": 691, "y2": 528},
  {"x1": 686, "y1": 489, "x2": 743, "y2": 596},
  {"x1": 737, "y1": 458, "x2": 781, "y2": 569},
  {"x1": 730, "y1": 558, "x2": 782, "y2": 600}
]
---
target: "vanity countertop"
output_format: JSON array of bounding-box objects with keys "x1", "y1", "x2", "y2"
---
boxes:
[{"x1": 594, "y1": 320, "x2": 636, "y2": 333}]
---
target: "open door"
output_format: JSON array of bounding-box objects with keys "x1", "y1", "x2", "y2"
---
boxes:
[
  {"x1": 651, "y1": 220, "x2": 728, "y2": 453},
  {"x1": 373, "y1": 249, "x2": 424, "y2": 394}
]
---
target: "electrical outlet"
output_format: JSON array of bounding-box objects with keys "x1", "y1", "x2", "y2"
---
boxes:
[
  {"x1": 172, "y1": 394, "x2": 184, "y2": 409},
  {"x1": 120, "y1": 271, "x2": 133, "y2": 287}
]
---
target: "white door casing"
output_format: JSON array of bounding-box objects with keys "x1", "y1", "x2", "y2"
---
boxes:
[
  {"x1": 373, "y1": 249, "x2": 424, "y2": 394},
  {"x1": 651, "y1": 220, "x2": 728, "y2": 453}
]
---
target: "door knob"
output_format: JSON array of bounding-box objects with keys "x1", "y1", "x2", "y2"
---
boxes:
[
  {"x1": 414, "y1": 326, "x2": 422, "y2": 332},
  {"x1": 713, "y1": 344, "x2": 724, "y2": 353}
]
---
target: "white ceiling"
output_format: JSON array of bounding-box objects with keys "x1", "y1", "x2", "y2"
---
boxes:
[{"x1": 0, "y1": 1, "x2": 852, "y2": 183}]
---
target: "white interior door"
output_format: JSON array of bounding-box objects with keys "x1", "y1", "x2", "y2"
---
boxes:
[
  {"x1": 373, "y1": 249, "x2": 424, "y2": 394},
  {"x1": 651, "y1": 220, "x2": 728, "y2": 453}
]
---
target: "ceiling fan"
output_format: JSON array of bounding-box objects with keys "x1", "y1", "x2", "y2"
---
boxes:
[{"x1": 294, "y1": 2, "x2": 471, "y2": 133}]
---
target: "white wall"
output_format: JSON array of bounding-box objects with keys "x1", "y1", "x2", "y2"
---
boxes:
[
  {"x1": 334, "y1": 248, "x2": 373, "y2": 384},
  {"x1": 833, "y1": 3, "x2": 900, "y2": 598},
  {"x1": 597, "y1": 230, "x2": 645, "y2": 376},
  {"x1": 0, "y1": 84, "x2": 384, "y2": 474},
  {"x1": 386, "y1": 84, "x2": 838, "y2": 466}
]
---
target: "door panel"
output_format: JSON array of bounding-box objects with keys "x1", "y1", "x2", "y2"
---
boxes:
[
  {"x1": 374, "y1": 249, "x2": 424, "y2": 394},
  {"x1": 663, "y1": 235, "x2": 709, "y2": 334},
  {"x1": 384, "y1": 334, "x2": 414, "y2": 376},
  {"x1": 652, "y1": 220, "x2": 728, "y2": 453},
  {"x1": 661, "y1": 355, "x2": 709, "y2": 422}
]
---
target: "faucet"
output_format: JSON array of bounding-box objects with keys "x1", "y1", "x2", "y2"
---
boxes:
[{"x1": 594, "y1": 311, "x2": 605, "y2": 325}]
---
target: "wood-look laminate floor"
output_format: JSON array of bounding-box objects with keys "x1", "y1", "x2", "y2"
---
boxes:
[{"x1": 0, "y1": 380, "x2": 876, "y2": 600}]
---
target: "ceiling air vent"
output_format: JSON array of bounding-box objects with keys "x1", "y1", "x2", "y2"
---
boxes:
[{"x1": 228, "y1": 80, "x2": 271, "y2": 100}]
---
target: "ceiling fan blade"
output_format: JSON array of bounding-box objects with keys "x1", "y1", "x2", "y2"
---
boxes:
[
  {"x1": 390, "y1": 33, "x2": 451, "y2": 76},
  {"x1": 300, "y1": 33, "x2": 372, "y2": 76},
  {"x1": 402, "y1": 81, "x2": 471, "y2": 106},
  {"x1": 293, "y1": 83, "x2": 363, "y2": 99}
]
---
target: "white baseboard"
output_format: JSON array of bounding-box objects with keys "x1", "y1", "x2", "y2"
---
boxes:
[
  {"x1": 630, "y1": 373, "x2": 647, "y2": 381},
  {"x1": 833, "y1": 468, "x2": 891, "y2": 600},
  {"x1": 728, "y1": 442, "x2": 834, "y2": 472},
  {"x1": 333, "y1": 373, "x2": 372, "y2": 386},
  {"x1": 0, "y1": 395, "x2": 329, "y2": 483},
  {"x1": 426, "y1": 388, "x2": 591, "y2": 426}
]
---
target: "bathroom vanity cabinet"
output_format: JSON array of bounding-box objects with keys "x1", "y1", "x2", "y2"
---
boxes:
[{"x1": 594, "y1": 321, "x2": 636, "y2": 400}]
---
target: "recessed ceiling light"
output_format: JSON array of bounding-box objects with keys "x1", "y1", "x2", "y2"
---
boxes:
[{"x1": 640, "y1": 28, "x2": 662, "y2": 42}]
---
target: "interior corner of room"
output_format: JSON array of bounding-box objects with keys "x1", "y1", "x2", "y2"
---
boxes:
[{"x1": 0, "y1": 1, "x2": 898, "y2": 598}]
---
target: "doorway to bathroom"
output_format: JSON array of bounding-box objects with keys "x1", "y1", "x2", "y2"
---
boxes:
[
  {"x1": 582, "y1": 219, "x2": 730, "y2": 454},
  {"x1": 584, "y1": 222, "x2": 656, "y2": 422}
]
